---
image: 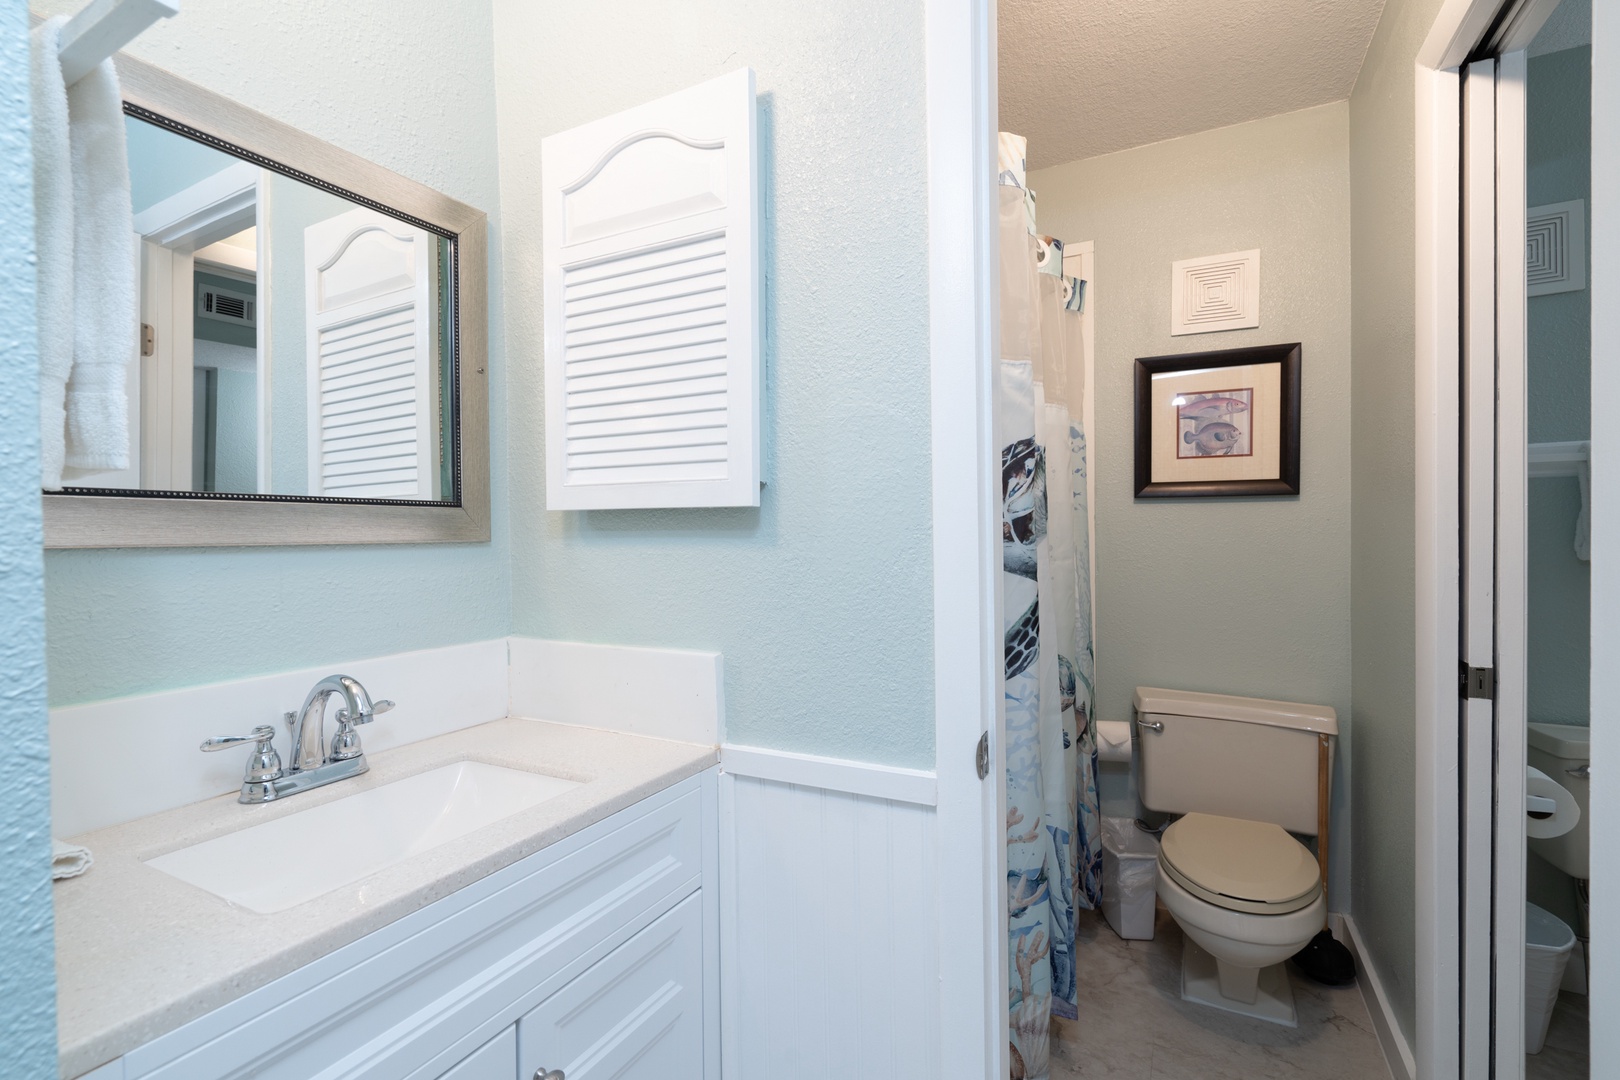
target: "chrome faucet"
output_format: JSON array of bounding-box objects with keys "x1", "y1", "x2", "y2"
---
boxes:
[{"x1": 202, "y1": 674, "x2": 393, "y2": 804}]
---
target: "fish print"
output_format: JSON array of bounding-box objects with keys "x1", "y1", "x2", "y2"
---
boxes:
[
  {"x1": 1176, "y1": 394, "x2": 1250, "y2": 420},
  {"x1": 1184, "y1": 420, "x2": 1243, "y2": 456}
]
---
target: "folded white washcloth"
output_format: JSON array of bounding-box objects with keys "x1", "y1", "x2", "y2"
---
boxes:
[
  {"x1": 31, "y1": 17, "x2": 73, "y2": 490},
  {"x1": 63, "y1": 39, "x2": 135, "y2": 473},
  {"x1": 52, "y1": 839, "x2": 93, "y2": 881}
]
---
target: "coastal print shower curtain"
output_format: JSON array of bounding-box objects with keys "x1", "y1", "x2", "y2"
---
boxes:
[{"x1": 998, "y1": 133, "x2": 1101, "y2": 1080}]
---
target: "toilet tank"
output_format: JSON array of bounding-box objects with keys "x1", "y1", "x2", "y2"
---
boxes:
[{"x1": 1134, "y1": 687, "x2": 1338, "y2": 836}]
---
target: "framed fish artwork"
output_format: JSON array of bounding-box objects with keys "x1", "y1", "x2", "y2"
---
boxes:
[{"x1": 1133, "y1": 342, "x2": 1301, "y2": 497}]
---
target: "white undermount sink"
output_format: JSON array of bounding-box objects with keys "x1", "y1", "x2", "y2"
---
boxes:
[{"x1": 145, "y1": 761, "x2": 581, "y2": 914}]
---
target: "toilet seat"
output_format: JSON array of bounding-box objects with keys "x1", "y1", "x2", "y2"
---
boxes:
[{"x1": 1159, "y1": 812, "x2": 1322, "y2": 915}]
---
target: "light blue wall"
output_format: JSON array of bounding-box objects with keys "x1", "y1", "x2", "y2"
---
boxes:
[
  {"x1": 1347, "y1": 0, "x2": 1448, "y2": 1043},
  {"x1": 36, "y1": 0, "x2": 510, "y2": 706},
  {"x1": 125, "y1": 114, "x2": 237, "y2": 215},
  {"x1": 1, "y1": 1, "x2": 58, "y2": 1073},
  {"x1": 1527, "y1": 45, "x2": 1591, "y2": 726},
  {"x1": 491, "y1": 0, "x2": 935, "y2": 766},
  {"x1": 1029, "y1": 103, "x2": 1355, "y2": 909}
]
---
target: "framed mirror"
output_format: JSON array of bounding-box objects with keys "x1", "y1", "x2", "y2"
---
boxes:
[{"x1": 43, "y1": 54, "x2": 489, "y2": 548}]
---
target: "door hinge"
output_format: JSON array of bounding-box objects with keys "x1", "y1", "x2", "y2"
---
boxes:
[
  {"x1": 140, "y1": 322, "x2": 155, "y2": 357},
  {"x1": 1459, "y1": 663, "x2": 1495, "y2": 700},
  {"x1": 975, "y1": 731, "x2": 990, "y2": 780}
]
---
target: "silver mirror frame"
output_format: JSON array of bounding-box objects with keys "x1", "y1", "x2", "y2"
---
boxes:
[{"x1": 43, "y1": 54, "x2": 490, "y2": 549}]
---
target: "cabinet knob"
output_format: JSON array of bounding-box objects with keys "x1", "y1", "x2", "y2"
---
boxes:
[{"x1": 533, "y1": 1070, "x2": 565, "y2": 1080}]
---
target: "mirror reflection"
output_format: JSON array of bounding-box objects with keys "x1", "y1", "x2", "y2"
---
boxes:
[{"x1": 60, "y1": 114, "x2": 457, "y2": 502}]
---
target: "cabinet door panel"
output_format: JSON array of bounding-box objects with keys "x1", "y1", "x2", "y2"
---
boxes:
[
  {"x1": 439, "y1": 1026, "x2": 515, "y2": 1080},
  {"x1": 518, "y1": 893, "x2": 703, "y2": 1080}
]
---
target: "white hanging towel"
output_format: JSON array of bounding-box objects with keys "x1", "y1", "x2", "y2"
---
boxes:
[
  {"x1": 31, "y1": 17, "x2": 73, "y2": 489},
  {"x1": 63, "y1": 38, "x2": 135, "y2": 475},
  {"x1": 31, "y1": 17, "x2": 135, "y2": 488}
]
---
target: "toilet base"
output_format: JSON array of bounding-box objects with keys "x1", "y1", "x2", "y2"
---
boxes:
[{"x1": 1180, "y1": 940, "x2": 1298, "y2": 1027}]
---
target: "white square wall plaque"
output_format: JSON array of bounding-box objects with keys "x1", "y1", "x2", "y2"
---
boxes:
[{"x1": 1170, "y1": 249, "x2": 1260, "y2": 336}]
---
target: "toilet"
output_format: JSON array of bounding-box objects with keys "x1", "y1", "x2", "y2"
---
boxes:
[{"x1": 1134, "y1": 687, "x2": 1338, "y2": 1027}]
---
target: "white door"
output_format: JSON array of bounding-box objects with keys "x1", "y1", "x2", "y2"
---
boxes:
[
  {"x1": 1589, "y1": 0, "x2": 1618, "y2": 1065},
  {"x1": 304, "y1": 207, "x2": 440, "y2": 499}
]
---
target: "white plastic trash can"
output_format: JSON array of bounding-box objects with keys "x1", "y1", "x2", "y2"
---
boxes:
[
  {"x1": 1101, "y1": 816, "x2": 1159, "y2": 941},
  {"x1": 1525, "y1": 902, "x2": 1576, "y2": 1055}
]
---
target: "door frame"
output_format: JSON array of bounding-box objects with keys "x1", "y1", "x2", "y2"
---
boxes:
[
  {"x1": 925, "y1": 0, "x2": 1004, "y2": 1076},
  {"x1": 1413, "y1": 1, "x2": 1562, "y2": 1077}
]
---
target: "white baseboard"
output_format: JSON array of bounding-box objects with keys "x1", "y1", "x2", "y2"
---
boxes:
[
  {"x1": 507, "y1": 637, "x2": 722, "y2": 746},
  {"x1": 1333, "y1": 913, "x2": 1416, "y2": 1080},
  {"x1": 721, "y1": 744, "x2": 937, "y2": 806},
  {"x1": 50, "y1": 639, "x2": 509, "y2": 838}
]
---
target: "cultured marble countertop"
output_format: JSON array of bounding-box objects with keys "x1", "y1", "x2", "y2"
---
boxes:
[{"x1": 54, "y1": 718, "x2": 718, "y2": 1079}]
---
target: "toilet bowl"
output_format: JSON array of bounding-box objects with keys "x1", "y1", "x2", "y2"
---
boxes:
[
  {"x1": 1133, "y1": 687, "x2": 1339, "y2": 1028},
  {"x1": 1155, "y1": 812, "x2": 1326, "y2": 1025}
]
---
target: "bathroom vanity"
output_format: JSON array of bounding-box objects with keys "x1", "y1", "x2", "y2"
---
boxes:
[{"x1": 54, "y1": 720, "x2": 720, "y2": 1080}]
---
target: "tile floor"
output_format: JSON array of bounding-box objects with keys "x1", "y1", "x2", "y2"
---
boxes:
[
  {"x1": 1525, "y1": 989, "x2": 1588, "y2": 1080},
  {"x1": 1049, "y1": 905, "x2": 1392, "y2": 1080}
]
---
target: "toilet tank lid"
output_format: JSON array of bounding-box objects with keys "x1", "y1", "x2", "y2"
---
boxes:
[
  {"x1": 1132, "y1": 687, "x2": 1338, "y2": 736},
  {"x1": 1528, "y1": 722, "x2": 1589, "y2": 759}
]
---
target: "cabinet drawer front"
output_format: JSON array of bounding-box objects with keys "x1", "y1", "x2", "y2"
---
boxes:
[
  {"x1": 519, "y1": 893, "x2": 704, "y2": 1080},
  {"x1": 129, "y1": 784, "x2": 704, "y2": 1080},
  {"x1": 439, "y1": 1026, "x2": 515, "y2": 1080}
]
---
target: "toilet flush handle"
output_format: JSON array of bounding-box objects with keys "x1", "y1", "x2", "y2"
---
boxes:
[
  {"x1": 1567, "y1": 764, "x2": 1590, "y2": 780},
  {"x1": 1137, "y1": 719, "x2": 1164, "y2": 733}
]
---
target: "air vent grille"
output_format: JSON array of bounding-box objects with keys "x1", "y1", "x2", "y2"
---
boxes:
[
  {"x1": 198, "y1": 285, "x2": 257, "y2": 327},
  {"x1": 560, "y1": 232, "x2": 730, "y2": 486}
]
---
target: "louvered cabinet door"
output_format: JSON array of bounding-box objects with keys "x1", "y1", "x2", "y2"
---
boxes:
[
  {"x1": 304, "y1": 207, "x2": 441, "y2": 499},
  {"x1": 542, "y1": 68, "x2": 760, "y2": 509}
]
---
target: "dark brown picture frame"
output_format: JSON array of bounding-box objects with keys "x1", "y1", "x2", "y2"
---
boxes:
[{"x1": 1133, "y1": 342, "x2": 1302, "y2": 498}]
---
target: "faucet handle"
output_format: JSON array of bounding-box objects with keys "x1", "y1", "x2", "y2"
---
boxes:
[
  {"x1": 335, "y1": 699, "x2": 393, "y2": 726},
  {"x1": 201, "y1": 725, "x2": 283, "y2": 786},
  {"x1": 329, "y1": 700, "x2": 391, "y2": 762}
]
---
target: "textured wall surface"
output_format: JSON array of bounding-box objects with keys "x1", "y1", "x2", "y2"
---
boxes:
[
  {"x1": 0, "y1": 1, "x2": 58, "y2": 1073},
  {"x1": 34, "y1": 0, "x2": 511, "y2": 706},
  {"x1": 1000, "y1": 0, "x2": 1385, "y2": 168},
  {"x1": 1527, "y1": 46, "x2": 1592, "y2": 727},
  {"x1": 1029, "y1": 103, "x2": 1354, "y2": 907},
  {"x1": 492, "y1": 0, "x2": 935, "y2": 766},
  {"x1": 1347, "y1": 0, "x2": 1445, "y2": 1044}
]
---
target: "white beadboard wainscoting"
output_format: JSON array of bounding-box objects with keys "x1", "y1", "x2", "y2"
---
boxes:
[{"x1": 719, "y1": 747, "x2": 942, "y2": 1078}]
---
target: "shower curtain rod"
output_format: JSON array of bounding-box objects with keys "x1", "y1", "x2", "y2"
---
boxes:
[{"x1": 57, "y1": 0, "x2": 177, "y2": 86}]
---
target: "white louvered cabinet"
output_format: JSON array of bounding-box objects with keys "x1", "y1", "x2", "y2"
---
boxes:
[
  {"x1": 541, "y1": 69, "x2": 760, "y2": 510},
  {"x1": 304, "y1": 207, "x2": 442, "y2": 499}
]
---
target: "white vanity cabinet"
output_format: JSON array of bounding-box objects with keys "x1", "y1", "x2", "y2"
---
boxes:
[
  {"x1": 438, "y1": 1028, "x2": 517, "y2": 1080},
  {"x1": 104, "y1": 771, "x2": 718, "y2": 1080}
]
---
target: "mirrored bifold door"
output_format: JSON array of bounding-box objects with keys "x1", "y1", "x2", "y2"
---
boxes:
[{"x1": 1459, "y1": 50, "x2": 1535, "y2": 1080}]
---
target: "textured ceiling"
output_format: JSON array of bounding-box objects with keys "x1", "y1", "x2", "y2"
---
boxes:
[{"x1": 999, "y1": 0, "x2": 1387, "y2": 170}]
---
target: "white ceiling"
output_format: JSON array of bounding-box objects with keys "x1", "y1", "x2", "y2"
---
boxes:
[{"x1": 999, "y1": 0, "x2": 1388, "y2": 171}]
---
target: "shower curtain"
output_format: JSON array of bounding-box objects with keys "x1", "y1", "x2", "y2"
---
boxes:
[{"x1": 998, "y1": 133, "x2": 1101, "y2": 1080}]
